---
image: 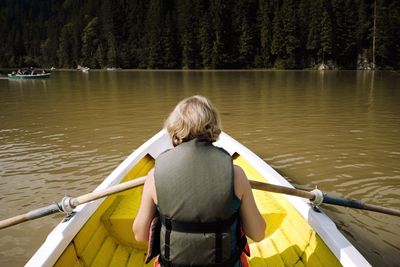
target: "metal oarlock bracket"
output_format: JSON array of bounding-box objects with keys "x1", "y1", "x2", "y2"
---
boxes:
[
  {"x1": 311, "y1": 188, "x2": 324, "y2": 206},
  {"x1": 60, "y1": 196, "x2": 75, "y2": 214}
]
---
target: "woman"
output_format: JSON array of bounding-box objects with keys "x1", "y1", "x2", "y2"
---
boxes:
[{"x1": 133, "y1": 95, "x2": 265, "y2": 266}]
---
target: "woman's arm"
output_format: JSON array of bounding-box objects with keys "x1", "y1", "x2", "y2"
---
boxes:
[
  {"x1": 234, "y1": 165, "x2": 266, "y2": 242},
  {"x1": 132, "y1": 169, "x2": 157, "y2": 242}
]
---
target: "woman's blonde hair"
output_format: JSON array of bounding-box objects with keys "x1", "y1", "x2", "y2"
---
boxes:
[{"x1": 165, "y1": 95, "x2": 221, "y2": 146}]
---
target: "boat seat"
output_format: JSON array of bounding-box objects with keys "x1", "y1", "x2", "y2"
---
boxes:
[
  {"x1": 233, "y1": 153, "x2": 288, "y2": 238},
  {"x1": 251, "y1": 189, "x2": 287, "y2": 238},
  {"x1": 101, "y1": 188, "x2": 147, "y2": 250},
  {"x1": 99, "y1": 154, "x2": 155, "y2": 250}
]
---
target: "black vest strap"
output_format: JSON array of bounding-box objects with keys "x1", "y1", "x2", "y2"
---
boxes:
[
  {"x1": 158, "y1": 234, "x2": 247, "y2": 267},
  {"x1": 215, "y1": 231, "x2": 222, "y2": 263},
  {"x1": 160, "y1": 212, "x2": 238, "y2": 233}
]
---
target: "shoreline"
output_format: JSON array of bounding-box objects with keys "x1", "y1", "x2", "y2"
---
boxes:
[{"x1": 1, "y1": 68, "x2": 395, "y2": 74}]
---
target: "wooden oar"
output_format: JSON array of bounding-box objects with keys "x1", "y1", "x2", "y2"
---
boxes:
[
  {"x1": 0, "y1": 176, "x2": 146, "y2": 230},
  {"x1": 1, "y1": 177, "x2": 399, "y2": 230},
  {"x1": 250, "y1": 180, "x2": 400, "y2": 217}
]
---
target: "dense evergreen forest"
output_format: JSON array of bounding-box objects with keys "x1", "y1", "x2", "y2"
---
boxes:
[{"x1": 1, "y1": 0, "x2": 399, "y2": 70}]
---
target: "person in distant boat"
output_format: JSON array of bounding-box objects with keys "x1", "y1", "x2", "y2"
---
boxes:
[{"x1": 133, "y1": 95, "x2": 266, "y2": 267}]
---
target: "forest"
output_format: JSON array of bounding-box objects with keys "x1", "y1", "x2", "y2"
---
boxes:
[{"x1": 0, "y1": 0, "x2": 399, "y2": 70}]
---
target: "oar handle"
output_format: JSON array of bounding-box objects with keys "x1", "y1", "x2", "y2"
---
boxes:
[
  {"x1": 323, "y1": 194, "x2": 400, "y2": 217},
  {"x1": 70, "y1": 176, "x2": 146, "y2": 208}
]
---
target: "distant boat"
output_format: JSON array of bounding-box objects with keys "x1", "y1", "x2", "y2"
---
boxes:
[
  {"x1": 77, "y1": 65, "x2": 90, "y2": 73},
  {"x1": 8, "y1": 73, "x2": 51, "y2": 79},
  {"x1": 106, "y1": 67, "x2": 121, "y2": 71},
  {"x1": 318, "y1": 63, "x2": 329, "y2": 71}
]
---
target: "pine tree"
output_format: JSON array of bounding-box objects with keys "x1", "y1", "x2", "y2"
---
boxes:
[
  {"x1": 145, "y1": 0, "x2": 163, "y2": 68},
  {"x1": 58, "y1": 23, "x2": 74, "y2": 67},
  {"x1": 334, "y1": 0, "x2": 358, "y2": 68},
  {"x1": 106, "y1": 32, "x2": 117, "y2": 68},
  {"x1": 296, "y1": 0, "x2": 311, "y2": 67},
  {"x1": 257, "y1": 0, "x2": 274, "y2": 68},
  {"x1": 374, "y1": 0, "x2": 399, "y2": 68},
  {"x1": 125, "y1": 0, "x2": 148, "y2": 68},
  {"x1": 81, "y1": 17, "x2": 100, "y2": 68},
  {"x1": 282, "y1": 0, "x2": 299, "y2": 68},
  {"x1": 320, "y1": 10, "x2": 333, "y2": 64},
  {"x1": 178, "y1": 1, "x2": 198, "y2": 68},
  {"x1": 235, "y1": 0, "x2": 257, "y2": 68},
  {"x1": 238, "y1": 16, "x2": 254, "y2": 68},
  {"x1": 199, "y1": 10, "x2": 213, "y2": 68},
  {"x1": 102, "y1": 0, "x2": 117, "y2": 68},
  {"x1": 211, "y1": 0, "x2": 231, "y2": 68},
  {"x1": 162, "y1": 11, "x2": 179, "y2": 68},
  {"x1": 389, "y1": 1, "x2": 400, "y2": 68},
  {"x1": 343, "y1": 0, "x2": 358, "y2": 68},
  {"x1": 307, "y1": 0, "x2": 323, "y2": 65},
  {"x1": 271, "y1": 7, "x2": 285, "y2": 68}
]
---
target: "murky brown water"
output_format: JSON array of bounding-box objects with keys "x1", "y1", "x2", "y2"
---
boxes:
[{"x1": 0, "y1": 70, "x2": 399, "y2": 266}]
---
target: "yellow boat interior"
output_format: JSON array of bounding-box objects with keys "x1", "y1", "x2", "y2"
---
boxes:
[{"x1": 54, "y1": 153, "x2": 341, "y2": 267}]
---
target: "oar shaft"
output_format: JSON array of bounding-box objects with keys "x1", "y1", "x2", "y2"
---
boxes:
[
  {"x1": 0, "y1": 203, "x2": 60, "y2": 230},
  {"x1": 250, "y1": 180, "x2": 315, "y2": 200},
  {"x1": 0, "y1": 214, "x2": 29, "y2": 230},
  {"x1": 70, "y1": 177, "x2": 146, "y2": 207}
]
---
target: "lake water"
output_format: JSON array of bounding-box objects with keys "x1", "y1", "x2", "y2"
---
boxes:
[{"x1": 0, "y1": 70, "x2": 399, "y2": 266}]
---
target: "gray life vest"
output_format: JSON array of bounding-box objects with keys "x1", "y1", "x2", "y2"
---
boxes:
[{"x1": 154, "y1": 138, "x2": 239, "y2": 266}]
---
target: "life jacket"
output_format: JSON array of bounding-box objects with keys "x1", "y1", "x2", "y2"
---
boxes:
[{"x1": 145, "y1": 138, "x2": 249, "y2": 267}]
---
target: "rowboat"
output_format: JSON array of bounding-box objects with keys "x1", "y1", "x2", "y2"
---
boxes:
[
  {"x1": 77, "y1": 65, "x2": 90, "y2": 73},
  {"x1": 26, "y1": 130, "x2": 371, "y2": 266},
  {"x1": 8, "y1": 73, "x2": 51, "y2": 79}
]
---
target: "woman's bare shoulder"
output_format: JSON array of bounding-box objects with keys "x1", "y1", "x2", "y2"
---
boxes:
[
  {"x1": 145, "y1": 168, "x2": 157, "y2": 204},
  {"x1": 233, "y1": 165, "x2": 249, "y2": 200}
]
